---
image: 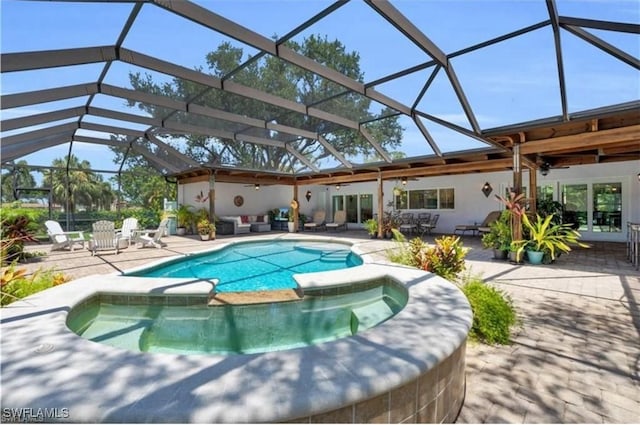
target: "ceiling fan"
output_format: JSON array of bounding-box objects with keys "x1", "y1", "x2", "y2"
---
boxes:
[{"x1": 537, "y1": 156, "x2": 569, "y2": 176}]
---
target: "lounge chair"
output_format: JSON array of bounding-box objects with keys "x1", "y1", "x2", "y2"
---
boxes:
[
  {"x1": 326, "y1": 210, "x2": 347, "y2": 232},
  {"x1": 454, "y1": 211, "x2": 502, "y2": 236},
  {"x1": 304, "y1": 211, "x2": 326, "y2": 232},
  {"x1": 137, "y1": 218, "x2": 169, "y2": 249},
  {"x1": 44, "y1": 220, "x2": 85, "y2": 251},
  {"x1": 116, "y1": 217, "x2": 138, "y2": 247},
  {"x1": 89, "y1": 220, "x2": 121, "y2": 256}
]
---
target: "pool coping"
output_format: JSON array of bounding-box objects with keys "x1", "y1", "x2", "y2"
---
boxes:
[{"x1": 0, "y1": 235, "x2": 472, "y2": 423}]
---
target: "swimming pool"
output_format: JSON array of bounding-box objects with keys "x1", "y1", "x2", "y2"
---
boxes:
[
  {"x1": 66, "y1": 280, "x2": 407, "y2": 355},
  {"x1": 126, "y1": 240, "x2": 363, "y2": 293}
]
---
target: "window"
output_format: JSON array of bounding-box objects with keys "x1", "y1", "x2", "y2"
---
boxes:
[
  {"x1": 395, "y1": 188, "x2": 455, "y2": 209},
  {"x1": 592, "y1": 183, "x2": 622, "y2": 233}
]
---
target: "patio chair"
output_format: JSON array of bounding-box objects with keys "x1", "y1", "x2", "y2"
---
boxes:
[
  {"x1": 476, "y1": 211, "x2": 503, "y2": 235},
  {"x1": 326, "y1": 210, "x2": 347, "y2": 232},
  {"x1": 44, "y1": 220, "x2": 85, "y2": 252},
  {"x1": 137, "y1": 218, "x2": 169, "y2": 249},
  {"x1": 89, "y1": 220, "x2": 121, "y2": 256},
  {"x1": 116, "y1": 217, "x2": 138, "y2": 247},
  {"x1": 420, "y1": 214, "x2": 440, "y2": 235},
  {"x1": 304, "y1": 210, "x2": 326, "y2": 232},
  {"x1": 398, "y1": 212, "x2": 416, "y2": 235}
]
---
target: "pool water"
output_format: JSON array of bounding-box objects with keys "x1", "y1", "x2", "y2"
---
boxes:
[
  {"x1": 127, "y1": 240, "x2": 363, "y2": 293},
  {"x1": 67, "y1": 281, "x2": 407, "y2": 355}
]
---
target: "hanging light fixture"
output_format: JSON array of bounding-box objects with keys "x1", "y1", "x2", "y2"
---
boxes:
[
  {"x1": 401, "y1": 177, "x2": 407, "y2": 186},
  {"x1": 254, "y1": 183, "x2": 260, "y2": 191},
  {"x1": 305, "y1": 190, "x2": 312, "y2": 202},
  {"x1": 335, "y1": 184, "x2": 341, "y2": 190}
]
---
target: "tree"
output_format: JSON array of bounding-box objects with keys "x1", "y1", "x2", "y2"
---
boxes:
[
  {"x1": 128, "y1": 35, "x2": 403, "y2": 172},
  {"x1": 113, "y1": 166, "x2": 174, "y2": 211},
  {"x1": 1, "y1": 160, "x2": 36, "y2": 202},
  {"x1": 41, "y1": 155, "x2": 114, "y2": 213}
]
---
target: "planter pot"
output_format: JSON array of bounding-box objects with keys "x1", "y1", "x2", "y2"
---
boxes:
[
  {"x1": 509, "y1": 251, "x2": 523, "y2": 264},
  {"x1": 199, "y1": 234, "x2": 210, "y2": 241},
  {"x1": 176, "y1": 227, "x2": 186, "y2": 236},
  {"x1": 527, "y1": 250, "x2": 544, "y2": 264},
  {"x1": 492, "y1": 248, "x2": 508, "y2": 260},
  {"x1": 287, "y1": 222, "x2": 296, "y2": 233},
  {"x1": 369, "y1": 233, "x2": 378, "y2": 239}
]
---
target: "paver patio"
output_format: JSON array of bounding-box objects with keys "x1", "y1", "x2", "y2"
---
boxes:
[{"x1": 17, "y1": 230, "x2": 640, "y2": 423}]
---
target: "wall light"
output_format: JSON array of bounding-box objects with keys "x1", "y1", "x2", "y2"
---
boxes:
[
  {"x1": 335, "y1": 184, "x2": 341, "y2": 190},
  {"x1": 305, "y1": 190, "x2": 312, "y2": 202},
  {"x1": 481, "y1": 182, "x2": 493, "y2": 197},
  {"x1": 401, "y1": 177, "x2": 407, "y2": 186},
  {"x1": 254, "y1": 183, "x2": 260, "y2": 191}
]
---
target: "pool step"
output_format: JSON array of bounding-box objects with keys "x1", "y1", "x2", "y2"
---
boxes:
[
  {"x1": 208, "y1": 288, "x2": 303, "y2": 306},
  {"x1": 350, "y1": 301, "x2": 395, "y2": 334}
]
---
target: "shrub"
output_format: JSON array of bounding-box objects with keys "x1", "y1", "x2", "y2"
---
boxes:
[
  {"x1": 461, "y1": 276, "x2": 517, "y2": 345},
  {"x1": 419, "y1": 235, "x2": 467, "y2": 280},
  {"x1": 387, "y1": 232, "x2": 467, "y2": 281}
]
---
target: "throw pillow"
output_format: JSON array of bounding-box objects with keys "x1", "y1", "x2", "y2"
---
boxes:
[
  {"x1": 240, "y1": 215, "x2": 249, "y2": 224},
  {"x1": 256, "y1": 215, "x2": 264, "y2": 223}
]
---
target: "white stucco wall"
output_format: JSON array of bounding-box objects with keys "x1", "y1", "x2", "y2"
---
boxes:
[{"x1": 177, "y1": 160, "x2": 639, "y2": 242}]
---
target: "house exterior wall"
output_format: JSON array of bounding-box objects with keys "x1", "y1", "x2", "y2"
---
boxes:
[{"x1": 177, "y1": 160, "x2": 639, "y2": 242}]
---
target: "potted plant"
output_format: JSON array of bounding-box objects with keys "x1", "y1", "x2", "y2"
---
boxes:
[
  {"x1": 363, "y1": 218, "x2": 378, "y2": 238},
  {"x1": 197, "y1": 218, "x2": 215, "y2": 241},
  {"x1": 515, "y1": 212, "x2": 589, "y2": 264},
  {"x1": 287, "y1": 207, "x2": 296, "y2": 232},
  {"x1": 481, "y1": 211, "x2": 511, "y2": 260},
  {"x1": 381, "y1": 210, "x2": 400, "y2": 239},
  {"x1": 175, "y1": 204, "x2": 194, "y2": 235}
]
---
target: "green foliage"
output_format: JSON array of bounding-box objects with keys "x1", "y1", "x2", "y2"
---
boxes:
[
  {"x1": 516, "y1": 213, "x2": 590, "y2": 261},
  {"x1": 1, "y1": 160, "x2": 36, "y2": 202},
  {"x1": 41, "y1": 154, "x2": 114, "y2": 213},
  {"x1": 112, "y1": 165, "x2": 176, "y2": 211},
  {"x1": 481, "y1": 210, "x2": 511, "y2": 250},
  {"x1": 0, "y1": 207, "x2": 45, "y2": 264},
  {"x1": 387, "y1": 232, "x2": 467, "y2": 281},
  {"x1": 421, "y1": 235, "x2": 468, "y2": 281},
  {"x1": 461, "y1": 276, "x2": 517, "y2": 345},
  {"x1": 1, "y1": 265, "x2": 70, "y2": 307},
  {"x1": 126, "y1": 35, "x2": 403, "y2": 172},
  {"x1": 536, "y1": 198, "x2": 563, "y2": 225},
  {"x1": 363, "y1": 218, "x2": 378, "y2": 235},
  {"x1": 176, "y1": 204, "x2": 195, "y2": 228}
]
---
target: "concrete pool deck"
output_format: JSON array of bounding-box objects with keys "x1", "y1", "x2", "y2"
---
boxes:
[{"x1": 6, "y1": 230, "x2": 640, "y2": 423}]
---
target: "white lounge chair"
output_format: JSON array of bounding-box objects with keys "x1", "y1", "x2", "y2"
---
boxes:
[
  {"x1": 116, "y1": 217, "x2": 138, "y2": 247},
  {"x1": 326, "y1": 210, "x2": 347, "y2": 232},
  {"x1": 89, "y1": 220, "x2": 121, "y2": 256},
  {"x1": 137, "y1": 218, "x2": 169, "y2": 249},
  {"x1": 303, "y1": 210, "x2": 326, "y2": 232},
  {"x1": 44, "y1": 220, "x2": 85, "y2": 252}
]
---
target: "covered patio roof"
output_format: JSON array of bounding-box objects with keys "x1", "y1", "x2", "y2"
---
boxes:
[{"x1": 1, "y1": 0, "x2": 638, "y2": 182}]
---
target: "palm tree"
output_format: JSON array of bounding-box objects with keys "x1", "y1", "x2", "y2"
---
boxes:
[
  {"x1": 41, "y1": 155, "x2": 114, "y2": 213},
  {"x1": 1, "y1": 160, "x2": 36, "y2": 202}
]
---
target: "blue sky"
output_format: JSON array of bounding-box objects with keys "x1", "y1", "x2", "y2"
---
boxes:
[{"x1": 1, "y1": 0, "x2": 638, "y2": 178}]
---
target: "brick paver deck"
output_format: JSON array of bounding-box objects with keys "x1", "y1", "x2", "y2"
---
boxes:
[{"x1": 19, "y1": 231, "x2": 640, "y2": 423}]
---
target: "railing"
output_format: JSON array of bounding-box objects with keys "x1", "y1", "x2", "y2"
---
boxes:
[{"x1": 627, "y1": 222, "x2": 640, "y2": 270}]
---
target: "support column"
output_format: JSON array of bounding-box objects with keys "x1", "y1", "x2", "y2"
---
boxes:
[
  {"x1": 528, "y1": 167, "x2": 537, "y2": 215},
  {"x1": 292, "y1": 184, "x2": 299, "y2": 232},
  {"x1": 208, "y1": 173, "x2": 215, "y2": 222},
  {"x1": 377, "y1": 173, "x2": 384, "y2": 238}
]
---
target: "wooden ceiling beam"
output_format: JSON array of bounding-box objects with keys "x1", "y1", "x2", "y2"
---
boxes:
[{"x1": 519, "y1": 124, "x2": 640, "y2": 155}]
